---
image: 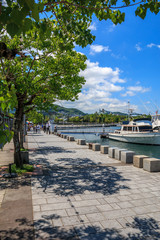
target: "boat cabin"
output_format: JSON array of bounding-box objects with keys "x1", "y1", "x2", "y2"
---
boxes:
[
  {"x1": 115, "y1": 118, "x2": 153, "y2": 133},
  {"x1": 121, "y1": 125, "x2": 152, "y2": 132}
]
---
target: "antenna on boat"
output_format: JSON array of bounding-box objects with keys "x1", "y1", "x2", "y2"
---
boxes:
[{"x1": 127, "y1": 101, "x2": 134, "y2": 120}]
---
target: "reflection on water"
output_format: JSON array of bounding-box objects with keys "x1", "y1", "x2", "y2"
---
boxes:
[{"x1": 60, "y1": 127, "x2": 160, "y2": 159}]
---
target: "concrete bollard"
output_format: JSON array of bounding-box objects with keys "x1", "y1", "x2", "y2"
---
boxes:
[
  {"x1": 133, "y1": 155, "x2": 148, "y2": 168},
  {"x1": 92, "y1": 143, "x2": 100, "y2": 151},
  {"x1": 115, "y1": 149, "x2": 127, "y2": 161},
  {"x1": 68, "y1": 136, "x2": 75, "y2": 141},
  {"x1": 78, "y1": 139, "x2": 86, "y2": 145},
  {"x1": 63, "y1": 135, "x2": 67, "y2": 139},
  {"x1": 143, "y1": 158, "x2": 160, "y2": 172},
  {"x1": 121, "y1": 151, "x2": 135, "y2": 164},
  {"x1": 61, "y1": 134, "x2": 64, "y2": 138},
  {"x1": 108, "y1": 147, "x2": 117, "y2": 158},
  {"x1": 100, "y1": 145, "x2": 109, "y2": 154}
]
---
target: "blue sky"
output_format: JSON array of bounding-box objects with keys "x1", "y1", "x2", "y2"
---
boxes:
[{"x1": 60, "y1": 7, "x2": 160, "y2": 115}]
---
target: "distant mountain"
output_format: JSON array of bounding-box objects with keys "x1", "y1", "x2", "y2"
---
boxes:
[
  {"x1": 50, "y1": 105, "x2": 86, "y2": 116},
  {"x1": 99, "y1": 109, "x2": 142, "y2": 116}
]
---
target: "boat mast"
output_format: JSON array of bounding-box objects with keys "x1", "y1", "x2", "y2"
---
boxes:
[{"x1": 128, "y1": 101, "x2": 133, "y2": 121}]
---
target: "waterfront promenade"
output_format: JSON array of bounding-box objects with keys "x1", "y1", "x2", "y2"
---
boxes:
[
  {"x1": 29, "y1": 132, "x2": 160, "y2": 239},
  {"x1": 1, "y1": 132, "x2": 160, "y2": 239}
]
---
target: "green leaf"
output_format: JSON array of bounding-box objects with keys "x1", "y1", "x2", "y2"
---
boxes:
[
  {"x1": 32, "y1": 4, "x2": 39, "y2": 22},
  {"x1": 38, "y1": 2, "x2": 44, "y2": 12},
  {"x1": 6, "y1": 22, "x2": 20, "y2": 37},
  {"x1": 25, "y1": 0, "x2": 35, "y2": 11}
]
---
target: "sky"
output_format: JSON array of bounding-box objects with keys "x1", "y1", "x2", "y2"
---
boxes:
[{"x1": 58, "y1": 6, "x2": 160, "y2": 115}]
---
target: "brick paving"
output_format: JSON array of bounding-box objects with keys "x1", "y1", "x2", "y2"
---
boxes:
[{"x1": 29, "y1": 132, "x2": 160, "y2": 240}]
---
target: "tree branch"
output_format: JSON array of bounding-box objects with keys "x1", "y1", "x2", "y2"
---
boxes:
[
  {"x1": 44, "y1": 0, "x2": 144, "y2": 12},
  {"x1": 24, "y1": 105, "x2": 35, "y2": 114}
]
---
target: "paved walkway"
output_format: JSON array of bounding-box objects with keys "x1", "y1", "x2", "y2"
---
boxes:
[
  {"x1": 29, "y1": 132, "x2": 160, "y2": 240},
  {"x1": 0, "y1": 138, "x2": 34, "y2": 240}
]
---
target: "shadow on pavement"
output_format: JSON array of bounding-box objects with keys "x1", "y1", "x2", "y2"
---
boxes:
[
  {"x1": 0, "y1": 176, "x2": 31, "y2": 190},
  {"x1": 33, "y1": 215, "x2": 160, "y2": 240},
  {"x1": 1, "y1": 215, "x2": 160, "y2": 240},
  {"x1": 33, "y1": 157, "x2": 130, "y2": 196},
  {"x1": 29, "y1": 145, "x2": 75, "y2": 154},
  {"x1": 0, "y1": 218, "x2": 34, "y2": 240}
]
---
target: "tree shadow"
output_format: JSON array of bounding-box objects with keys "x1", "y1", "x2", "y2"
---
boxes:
[
  {"x1": 0, "y1": 176, "x2": 31, "y2": 190},
  {"x1": 127, "y1": 216, "x2": 160, "y2": 239},
  {"x1": 29, "y1": 145, "x2": 75, "y2": 154},
  {"x1": 0, "y1": 217, "x2": 34, "y2": 240},
  {"x1": 1, "y1": 214, "x2": 160, "y2": 240},
  {"x1": 33, "y1": 157, "x2": 130, "y2": 196}
]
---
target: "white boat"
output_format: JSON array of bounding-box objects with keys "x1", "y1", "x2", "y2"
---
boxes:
[
  {"x1": 108, "y1": 118, "x2": 160, "y2": 145},
  {"x1": 152, "y1": 114, "x2": 160, "y2": 130}
]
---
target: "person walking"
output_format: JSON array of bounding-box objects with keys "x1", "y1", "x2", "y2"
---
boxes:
[
  {"x1": 43, "y1": 124, "x2": 46, "y2": 133},
  {"x1": 46, "y1": 122, "x2": 49, "y2": 134}
]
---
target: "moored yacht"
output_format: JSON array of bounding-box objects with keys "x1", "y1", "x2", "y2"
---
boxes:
[{"x1": 108, "y1": 118, "x2": 160, "y2": 145}]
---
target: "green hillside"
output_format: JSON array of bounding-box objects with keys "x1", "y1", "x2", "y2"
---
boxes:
[{"x1": 51, "y1": 105, "x2": 86, "y2": 116}]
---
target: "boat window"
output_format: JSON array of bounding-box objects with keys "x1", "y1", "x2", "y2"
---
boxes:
[
  {"x1": 128, "y1": 127, "x2": 132, "y2": 131},
  {"x1": 133, "y1": 127, "x2": 138, "y2": 132},
  {"x1": 123, "y1": 126, "x2": 127, "y2": 131},
  {"x1": 139, "y1": 126, "x2": 152, "y2": 132}
]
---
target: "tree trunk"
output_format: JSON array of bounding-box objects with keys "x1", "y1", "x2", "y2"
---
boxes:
[
  {"x1": 20, "y1": 116, "x2": 24, "y2": 149},
  {"x1": 13, "y1": 104, "x2": 24, "y2": 168}
]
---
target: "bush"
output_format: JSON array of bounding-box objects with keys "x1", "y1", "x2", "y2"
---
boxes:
[{"x1": 10, "y1": 164, "x2": 34, "y2": 174}]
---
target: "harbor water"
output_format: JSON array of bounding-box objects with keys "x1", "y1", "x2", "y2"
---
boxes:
[{"x1": 59, "y1": 126, "x2": 160, "y2": 159}]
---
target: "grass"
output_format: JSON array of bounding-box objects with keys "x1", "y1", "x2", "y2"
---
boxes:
[{"x1": 10, "y1": 164, "x2": 34, "y2": 174}]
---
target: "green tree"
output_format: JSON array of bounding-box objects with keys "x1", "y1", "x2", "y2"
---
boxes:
[
  {"x1": 0, "y1": 26, "x2": 86, "y2": 167},
  {"x1": 27, "y1": 110, "x2": 44, "y2": 125}
]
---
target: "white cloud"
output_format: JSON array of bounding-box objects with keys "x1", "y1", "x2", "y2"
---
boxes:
[
  {"x1": 59, "y1": 60, "x2": 128, "y2": 113},
  {"x1": 122, "y1": 86, "x2": 150, "y2": 97},
  {"x1": 147, "y1": 43, "x2": 160, "y2": 49},
  {"x1": 90, "y1": 44, "x2": 110, "y2": 55},
  {"x1": 88, "y1": 22, "x2": 97, "y2": 31},
  {"x1": 135, "y1": 43, "x2": 142, "y2": 52}
]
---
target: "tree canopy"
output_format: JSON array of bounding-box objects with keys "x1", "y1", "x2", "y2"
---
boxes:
[
  {"x1": 0, "y1": 23, "x2": 87, "y2": 166},
  {"x1": 0, "y1": 0, "x2": 159, "y2": 39}
]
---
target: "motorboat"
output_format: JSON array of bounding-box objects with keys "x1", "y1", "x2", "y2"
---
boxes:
[{"x1": 108, "y1": 118, "x2": 160, "y2": 145}]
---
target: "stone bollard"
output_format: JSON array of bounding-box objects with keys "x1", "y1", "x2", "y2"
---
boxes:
[
  {"x1": 78, "y1": 139, "x2": 86, "y2": 145},
  {"x1": 143, "y1": 158, "x2": 160, "y2": 172},
  {"x1": 68, "y1": 136, "x2": 75, "y2": 141},
  {"x1": 63, "y1": 135, "x2": 67, "y2": 139},
  {"x1": 115, "y1": 149, "x2": 127, "y2": 161},
  {"x1": 121, "y1": 151, "x2": 135, "y2": 164},
  {"x1": 92, "y1": 143, "x2": 100, "y2": 151},
  {"x1": 100, "y1": 145, "x2": 109, "y2": 154},
  {"x1": 108, "y1": 147, "x2": 117, "y2": 158},
  {"x1": 133, "y1": 155, "x2": 148, "y2": 168},
  {"x1": 61, "y1": 134, "x2": 63, "y2": 138}
]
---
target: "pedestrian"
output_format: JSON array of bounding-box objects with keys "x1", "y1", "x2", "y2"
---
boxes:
[
  {"x1": 37, "y1": 124, "x2": 40, "y2": 133},
  {"x1": 43, "y1": 124, "x2": 46, "y2": 133},
  {"x1": 48, "y1": 121, "x2": 51, "y2": 134},
  {"x1": 46, "y1": 122, "x2": 49, "y2": 134}
]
